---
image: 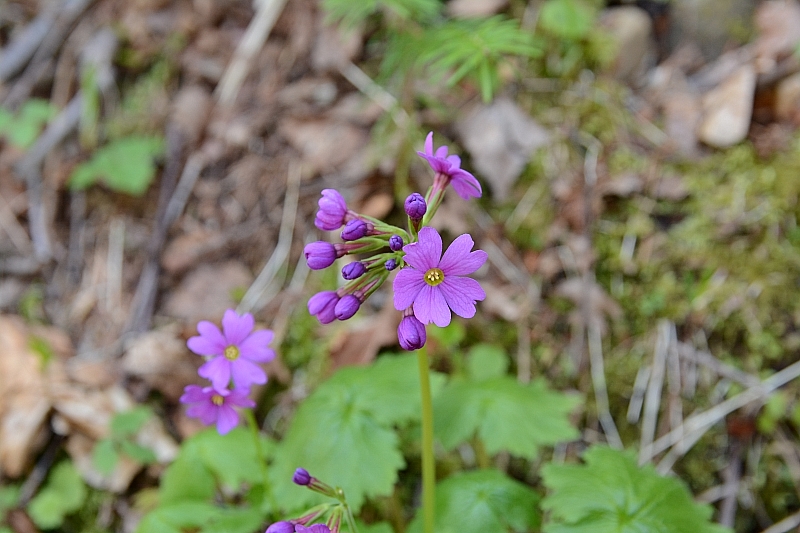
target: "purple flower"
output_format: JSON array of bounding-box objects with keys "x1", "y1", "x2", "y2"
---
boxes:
[
  {"x1": 342, "y1": 262, "x2": 367, "y2": 280},
  {"x1": 315, "y1": 189, "x2": 347, "y2": 231},
  {"x1": 397, "y1": 314, "x2": 426, "y2": 350},
  {"x1": 188, "y1": 310, "x2": 274, "y2": 391},
  {"x1": 389, "y1": 235, "x2": 404, "y2": 252},
  {"x1": 417, "y1": 132, "x2": 481, "y2": 199},
  {"x1": 266, "y1": 522, "x2": 295, "y2": 533},
  {"x1": 384, "y1": 259, "x2": 398, "y2": 271},
  {"x1": 341, "y1": 219, "x2": 371, "y2": 241},
  {"x1": 295, "y1": 526, "x2": 330, "y2": 533},
  {"x1": 308, "y1": 291, "x2": 339, "y2": 324},
  {"x1": 293, "y1": 467, "x2": 312, "y2": 486},
  {"x1": 304, "y1": 242, "x2": 337, "y2": 270},
  {"x1": 393, "y1": 227, "x2": 487, "y2": 327},
  {"x1": 180, "y1": 385, "x2": 255, "y2": 435},
  {"x1": 334, "y1": 295, "x2": 361, "y2": 320},
  {"x1": 404, "y1": 193, "x2": 427, "y2": 221}
]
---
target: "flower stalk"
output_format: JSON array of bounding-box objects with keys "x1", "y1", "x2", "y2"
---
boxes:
[{"x1": 416, "y1": 344, "x2": 435, "y2": 533}]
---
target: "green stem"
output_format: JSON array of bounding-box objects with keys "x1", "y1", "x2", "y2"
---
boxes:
[
  {"x1": 245, "y1": 410, "x2": 275, "y2": 511},
  {"x1": 416, "y1": 345, "x2": 435, "y2": 533}
]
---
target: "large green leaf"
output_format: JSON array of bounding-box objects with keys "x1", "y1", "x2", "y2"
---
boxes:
[
  {"x1": 27, "y1": 461, "x2": 86, "y2": 529},
  {"x1": 69, "y1": 136, "x2": 164, "y2": 195},
  {"x1": 434, "y1": 377, "x2": 580, "y2": 459},
  {"x1": 541, "y1": 447, "x2": 731, "y2": 533},
  {"x1": 408, "y1": 470, "x2": 540, "y2": 533}
]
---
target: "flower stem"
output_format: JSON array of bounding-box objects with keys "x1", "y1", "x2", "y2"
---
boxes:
[
  {"x1": 416, "y1": 345, "x2": 436, "y2": 533},
  {"x1": 245, "y1": 409, "x2": 275, "y2": 511}
]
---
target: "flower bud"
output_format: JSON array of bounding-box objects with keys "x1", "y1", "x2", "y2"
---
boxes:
[
  {"x1": 384, "y1": 259, "x2": 398, "y2": 271},
  {"x1": 293, "y1": 467, "x2": 312, "y2": 486},
  {"x1": 398, "y1": 315, "x2": 426, "y2": 350},
  {"x1": 334, "y1": 295, "x2": 361, "y2": 320},
  {"x1": 341, "y1": 262, "x2": 367, "y2": 280},
  {"x1": 404, "y1": 193, "x2": 427, "y2": 221},
  {"x1": 295, "y1": 526, "x2": 331, "y2": 533},
  {"x1": 341, "y1": 219, "x2": 371, "y2": 241},
  {"x1": 308, "y1": 291, "x2": 339, "y2": 324},
  {"x1": 304, "y1": 242, "x2": 337, "y2": 270},
  {"x1": 389, "y1": 235, "x2": 404, "y2": 252},
  {"x1": 315, "y1": 189, "x2": 347, "y2": 230},
  {"x1": 265, "y1": 522, "x2": 295, "y2": 533}
]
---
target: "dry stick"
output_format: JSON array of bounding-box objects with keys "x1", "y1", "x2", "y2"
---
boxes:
[
  {"x1": 338, "y1": 62, "x2": 411, "y2": 127},
  {"x1": 666, "y1": 323, "x2": 683, "y2": 432},
  {"x1": 627, "y1": 365, "x2": 651, "y2": 424},
  {"x1": 238, "y1": 160, "x2": 301, "y2": 314},
  {"x1": 270, "y1": 249, "x2": 311, "y2": 347},
  {"x1": 645, "y1": 358, "x2": 800, "y2": 464},
  {"x1": 678, "y1": 342, "x2": 760, "y2": 387},
  {"x1": 639, "y1": 320, "x2": 670, "y2": 464},
  {"x1": 215, "y1": 0, "x2": 288, "y2": 106},
  {"x1": 106, "y1": 218, "x2": 125, "y2": 316},
  {"x1": 760, "y1": 510, "x2": 800, "y2": 533},
  {"x1": 0, "y1": 12, "x2": 55, "y2": 81},
  {"x1": 719, "y1": 440, "x2": 743, "y2": 528},
  {"x1": 588, "y1": 323, "x2": 623, "y2": 449},
  {"x1": 0, "y1": 191, "x2": 33, "y2": 254}
]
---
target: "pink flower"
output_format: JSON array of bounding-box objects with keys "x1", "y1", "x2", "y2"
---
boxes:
[
  {"x1": 180, "y1": 385, "x2": 255, "y2": 435},
  {"x1": 417, "y1": 132, "x2": 481, "y2": 199},
  {"x1": 187, "y1": 309, "x2": 275, "y2": 391},
  {"x1": 393, "y1": 227, "x2": 487, "y2": 327}
]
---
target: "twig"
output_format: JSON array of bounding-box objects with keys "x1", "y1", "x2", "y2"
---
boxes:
[
  {"x1": 0, "y1": 191, "x2": 33, "y2": 254},
  {"x1": 0, "y1": 11, "x2": 55, "y2": 82},
  {"x1": 588, "y1": 323, "x2": 623, "y2": 449},
  {"x1": 627, "y1": 364, "x2": 651, "y2": 424},
  {"x1": 106, "y1": 218, "x2": 125, "y2": 316},
  {"x1": 678, "y1": 342, "x2": 760, "y2": 387},
  {"x1": 666, "y1": 324, "x2": 683, "y2": 432},
  {"x1": 338, "y1": 61, "x2": 411, "y2": 128},
  {"x1": 215, "y1": 0, "x2": 288, "y2": 106},
  {"x1": 269, "y1": 245, "x2": 311, "y2": 347},
  {"x1": 238, "y1": 160, "x2": 301, "y2": 314},
  {"x1": 639, "y1": 320, "x2": 670, "y2": 464},
  {"x1": 719, "y1": 440, "x2": 743, "y2": 528},
  {"x1": 759, "y1": 510, "x2": 800, "y2": 533}
]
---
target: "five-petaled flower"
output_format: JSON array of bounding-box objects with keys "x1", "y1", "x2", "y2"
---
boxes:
[
  {"x1": 187, "y1": 309, "x2": 275, "y2": 391},
  {"x1": 393, "y1": 227, "x2": 487, "y2": 327},
  {"x1": 417, "y1": 132, "x2": 482, "y2": 199},
  {"x1": 180, "y1": 385, "x2": 255, "y2": 435}
]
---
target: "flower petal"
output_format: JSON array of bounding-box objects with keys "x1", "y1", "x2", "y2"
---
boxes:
[
  {"x1": 417, "y1": 152, "x2": 450, "y2": 174},
  {"x1": 180, "y1": 384, "x2": 208, "y2": 404},
  {"x1": 414, "y1": 285, "x2": 451, "y2": 327},
  {"x1": 222, "y1": 309, "x2": 254, "y2": 345},
  {"x1": 216, "y1": 405, "x2": 239, "y2": 434},
  {"x1": 424, "y1": 131, "x2": 433, "y2": 156},
  {"x1": 198, "y1": 356, "x2": 231, "y2": 390},
  {"x1": 393, "y1": 268, "x2": 426, "y2": 310},
  {"x1": 438, "y1": 234, "x2": 487, "y2": 276},
  {"x1": 435, "y1": 144, "x2": 448, "y2": 159},
  {"x1": 239, "y1": 330, "x2": 276, "y2": 362},
  {"x1": 231, "y1": 358, "x2": 267, "y2": 389},
  {"x1": 187, "y1": 403, "x2": 217, "y2": 425},
  {"x1": 228, "y1": 389, "x2": 256, "y2": 408},
  {"x1": 439, "y1": 277, "x2": 485, "y2": 319},
  {"x1": 190, "y1": 321, "x2": 226, "y2": 355},
  {"x1": 450, "y1": 171, "x2": 482, "y2": 199},
  {"x1": 416, "y1": 227, "x2": 443, "y2": 269},
  {"x1": 446, "y1": 154, "x2": 461, "y2": 169}
]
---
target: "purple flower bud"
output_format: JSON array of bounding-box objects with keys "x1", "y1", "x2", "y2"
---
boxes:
[
  {"x1": 341, "y1": 219, "x2": 371, "y2": 241},
  {"x1": 293, "y1": 467, "x2": 312, "y2": 486},
  {"x1": 315, "y1": 189, "x2": 348, "y2": 231},
  {"x1": 304, "y1": 242, "x2": 337, "y2": 270},
  {"x1": 295, "y1": 526, "x2": 331, "y2": 533},
  {"x1": 404, "y1": 193, "x2": 427, "y2": 221},
  {"x1": 334, "y1": 295, "x2": 361, "y2": 320},
  {"x1": 398, "y1": 315, "x2": 426, "y2": 350},
  {"x1": 265, "y1": 522, "x2": 295, "y2": 533},
  {"x1": 342, "y1": 262, "x2": 367, "y2": 280},
  {"x1": 385, "y1": 259, "x2": 398, "y2": 271},
  {"x1": 389, "y1": 235, "x2": 404, "y2": 252},
  {"x1": 308, "y1": 291, "x2": 339, "y2": 324}
]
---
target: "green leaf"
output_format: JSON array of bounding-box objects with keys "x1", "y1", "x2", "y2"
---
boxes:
[
  {"x1": 466, "y1": 344, "x2": 509, "y2": 381},
  {"x1": 322, "y1": 0, "x2": 439, "y2": 29},
  {"x1": 408, "y1": 470, "x2": 540, "y2": 533},
  {"x1": 0, "y1": 99, "x2": 56, "y2": 148},
  {"x1": 201, "y1": 507, "x2": 264, "y2": 533},
  {"x1": 434, "y1": 377, "x2": 579, "y2": 459},
  {"x1": 190, "y1": 427, "x2": 270, "y2": 488},
  {"x1": 541, "y1": 446, "x2": 732, "y2": 533},
  {"x1": 27, "y1": 461, "x2": 87, "y2": 529},
  {"x1": 0, "y1": 484, "x2": 20, "y2": 514},
  {"x1": 119, "y1": 440, "x2": 158, "y2": 464},
  {"x1": 135, "y1": 502, "x2": 223, "y2": 533},
  {"x1": 111, "y1": 406, "x2": 153, "y2": 437},
  {"x1": 68, "y1": 136, "x2": 164, "y2": 195},
  {"x1": 539, "y1": 0, "x2": 595, "y2": 40},
  {"x1": 271, "y1": 354, "x2": 444, "y2": 511},
  {"x1": 92, "y1": 438, "x2": 120, "y2": 475},
  {"x1": 159, "y1": 452, "x2": 216, "y2": 505}
]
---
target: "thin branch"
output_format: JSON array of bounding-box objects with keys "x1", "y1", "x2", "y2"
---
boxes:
[
  {"x1": 589, "y1": 323, "x2": 623, "y2": 449},
  {"x1": 639, "y1": 320, "x2": 670, "y2": 464}
]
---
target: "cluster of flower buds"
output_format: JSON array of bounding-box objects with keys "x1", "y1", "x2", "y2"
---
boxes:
[
  {"x1": 180, "y1": 309, "x2": 275, "y2": 434},
  {"x1": 264, "y1": 468, "x2": 352, "y2": 533},
  {"x1": 305, "y1": 133, "x2": 487, "y2": 350}
]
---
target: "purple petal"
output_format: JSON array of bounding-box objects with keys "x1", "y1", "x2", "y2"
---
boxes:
[
  {"x1": 414, "y1": 285, "x2": 451, "y2": 327},
  {"x1": 393, "y1": 268, "x2": 426, "y2": 310},
  {"x1": 231, "y1": 358, "x2": 267, "y2": 389},
  {"x1": 401, "y1": 242, "x2": 427, "y2": 271},
  {"x1": 416, "y1": 227, "x2": 443, "y2": 269},
  {"x1": 227, "y1": 388, "x2": 256, "y2": 408},
  {"x1": 180, "y1": 384, "x2": 208, "y2": 404},
  {"x1": 434, "y1": 144, "x2": 448, "y2": 159},
  {"x1": 424, "y1": 132, "x2": 433, "y2": 156},
  {"x1": 198, "y1": 356, "x2": 232, "y2": 390},
  {"x1": 439, "y1": 277, "x2": 485, "y2": 319},
  {"x1": 450, "y1": 171, "x2": 482, "y2": 199},
  {"x1": 438, "y1": 234, "x2": 487, "y2": 276},
  {"x1": 222, "y1": 309, "x2": 254, "y2": 345},
  {"x1": 418, "y1": 152, "x2": 450, "y2": 174},
  {"x1": 446, "y1": 154, "x2": 461, "y2": 169},
  {"x1": 190, "y1": 321, "x2": 226, "y2": 355},
  {"x1": 216, "y1": 405, "x2": 239, "y2": 434},
  {"x1": 239, "y1": 330, "x2": 275, "y2": 362},
  {"x1": 187, "y1": 403, "x2": 218, "y2": 426}
]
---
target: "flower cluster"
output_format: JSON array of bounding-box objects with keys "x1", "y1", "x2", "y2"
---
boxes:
[
  {"x1": 305, "y1": 132, "x2": 486, "y2": 350},
  {"x1": 180, "y1": 309, "x2": 275, "y2": 434},
  {"x1": 264, "y1": 468, "x2": 349, "y2": 533}
]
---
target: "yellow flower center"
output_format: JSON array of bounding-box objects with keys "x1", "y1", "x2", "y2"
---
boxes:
[
  {"x1": 224, "y1": 345, "x2": 240, "y2": 360},
  {"x1": 424, "y1": 268, "x2": 445, "y2": 287},
  {"x1": 211, "y1": 394, "x2": 224, "y2": 406}
]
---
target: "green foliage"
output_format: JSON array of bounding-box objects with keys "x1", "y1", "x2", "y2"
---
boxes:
[
  {"x1": 27, "y1": 461, "x2": 87, "y2": 529},
  {"x1": 68, "y1": 136, "x2": 164, "y2": 195},
  {"x1": 270, "y1": 353, "x2": 445, "y2": 512},
  {"x1": 541, "y1": 447, "x2": 730, "y2": 533},
  {"x1": 136, "y1": 502, "x2": 262, "y2": 533},
  {"x1": 539, "y1": 0, "x2": 596, "y2": 40},
  {"x1": 0, "y1": 484, "x2": 19, "y2": 531},
  {"x1": 408, "y1": 470, "x2": 540, "y2": 533},
  {"x1": 434, "y1": 370, "x2": 580, "y2": 459},
  {"x1": 465, "y1": 343, "x2": 509, "y2": 381},
  {"x1": 419, "y1": 16, "x2": 542, "y2": 102},
  {"x1": 0, "y1": 99, "x2": 56, "y2": 148},
  {"x1": 93, "y1": 407, "x2": 157, "y2": 474},
  {"x1": 322, "y1": 0, "x2": 439, "y2": 29}
]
